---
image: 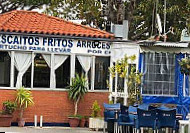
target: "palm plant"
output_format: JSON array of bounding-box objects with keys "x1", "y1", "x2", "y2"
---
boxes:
[
  {"x1": 15, "y1": 87, "x2": 34, "y2": 126},
  {"x1": 68, "y1": 73, "x2": 88, "y2": 116}
]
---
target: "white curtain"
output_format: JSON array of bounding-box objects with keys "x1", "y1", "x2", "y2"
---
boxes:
[
  {"x1": 14, "y1": 52, "x2": 33, "y2": 88},
  {"x1": 77, "y1": 56, "x2": 91, "y2": 89},
  {"x1": 42, "y1": 54, "x2": 68, "y2": 89}
]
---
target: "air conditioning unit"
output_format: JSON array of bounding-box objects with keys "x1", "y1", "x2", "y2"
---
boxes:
[{"x1": 111, "y1": 20, "x2": 128, "y2": 40}]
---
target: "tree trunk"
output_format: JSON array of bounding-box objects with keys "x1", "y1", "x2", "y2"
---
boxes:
[
  {"x1": 74, "y1": 96, "x2": 80, "y2": 116},
  {"x1": 19, "y1": 107, "x2": 24, "y2": 120}
]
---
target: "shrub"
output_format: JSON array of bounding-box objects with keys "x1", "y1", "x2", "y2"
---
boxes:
[
  {"x1": 91, "y1": 100, "x2": 101, "y2": 118},
  {"x1": 2, "y1": 100, "x2": 17, "y2": 115}
]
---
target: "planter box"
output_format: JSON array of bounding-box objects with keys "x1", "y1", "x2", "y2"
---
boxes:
[
  {"x1": 0, "y1": 115, "x2": 13, "y2": 127},
  {"x1": 89, "y1": 118, "x2": 106, "y2": 130}
]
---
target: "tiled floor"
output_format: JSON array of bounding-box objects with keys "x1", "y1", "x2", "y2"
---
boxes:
[{"x1": 0, "y1": 127, "x2": 101, "y2": 133}]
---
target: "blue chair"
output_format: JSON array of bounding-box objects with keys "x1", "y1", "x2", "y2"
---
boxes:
[
  {"x1": 120, "y1": 105, "x2": 128, "y2": 115},
  {"x1": 118, "y1": 114, "x2": 135, "y2": 133},
  {"x1": 135, "y1": 108, "x2": 157, "y2": 133},
  {"x1": 148, "y1": 105, "x2": 157, "y2": 110},
  {"x1": 103, "y1": 103, "x2": 121, "y2": 133},
  {"x1": 128, "y1": 106, "x2": 137, "y2": 113},
  {"x1": 104, "y1": 110, "x2": 115, "y2": 122},
  {"x1": 156, "y1": 109, "x2": 178, "y2": 132},
  {"x1": 104, "y1": 110, "x2": 116, "y2": 133},
  {"x1": 138, "y1": 103, "x2": 150, "y2": 110},
  {"x1": 157, "y1": 104, "x2": 173, "y2": 110},
  {"x1": 104, "y1": 103, "x2": 120, "y2": 110}
]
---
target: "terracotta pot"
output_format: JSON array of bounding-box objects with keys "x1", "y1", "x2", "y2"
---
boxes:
[
  {"x1": 0, "y1": 114, "x2": 13, "y2": 127},
  {"x1": 68, "y1": 117, "x2": 80, "y2": 127},
  {"x1": 79, "y1": 118, "x2": 85, "y2": 127},
  {"x1": 18, "y1": 118, "x2": 25, "y2": 127}
]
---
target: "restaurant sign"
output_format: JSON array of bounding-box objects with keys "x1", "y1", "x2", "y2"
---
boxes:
[{"x1": 0, "y1": 34, "x2": 111, "y2": 55}]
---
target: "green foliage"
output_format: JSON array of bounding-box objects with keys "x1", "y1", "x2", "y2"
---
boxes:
[
  {"x1": 0, "y1": 0, "x2": 52, "y2": 14},
  {"x1": 109, "y1": 55, "x2": 136, "y2": 78},
  {"x1": 68, "y1": 73, "x2": 88, "y2": 115},
  {"x1": 127, "y1": 66, "x2": 143, "y2": 105},
  {"x1": 68, "y1": 114, "x2": 82, "y2": 119},
  {"x1": 91, "y1": 100, "x2": 101, "y2": 118},
  {"x1": 2, "y1": 100, "x2": 17, "y2": 115},
  {"x1": 108, "y1": 100, "x2": 114, "y2": 104},
  {"x1": 44, "y1": 0, "x2": 189, "y2": 41},
  {"x1": 179, "y1": 58, "x2": 190, "y2": 75},
  {"x1": 15, "y1": 87, "x2": 34, "y2": 109},
  {"x1": 44, "y1": 0, "x2": 103, "y2": 27},
  {"x1": 129, "y1": 0, "x2": 190, "y2": 41},
  {"x1": 109, "y1": 55, "x2": 142, "y2": 106},
  {"x1": 68, "y1": 73, "x2": 88, "y2": 102}
]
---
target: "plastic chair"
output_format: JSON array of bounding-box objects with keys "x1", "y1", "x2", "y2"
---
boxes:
[
  {"x1": 104, "y1": 110, "x2": 115, "y2": 122},
  {"x1": 157, "y1": 104, "x2": 173, "y2": 110},
  {"x1": 103, "y1": 110, "x2": 116, "y2": 133},
  {"x1": 118, "y1": 114, "x2": 135, "y2": 133},
  {"x1": 135, "y1": 108, "x2": 157, "y2": 133},
  {"x1": 128, "y1": 106, "x2": 137, "y2": 113},
  {"x1": 138, "y1": 103, "x2": 150, "y2": 110},
  {"x1": 104, "y1": 103, "x2": 121, "y2": 110},
  {"x1": 156, "y1": 109, "x2": 178, "y2": 132},
  {"x1": 120, "y1": 105, "x2": 128, "y2": 115},
  {"x1": 103, "y1": 103, "x2": 121, "y2": 133},
  {"x1": 148, "y1": 105, "x2": 157, "y2": 110}
]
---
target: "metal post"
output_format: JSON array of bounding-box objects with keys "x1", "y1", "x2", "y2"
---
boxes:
[
  {"x1": 34, "y1": 115, "x2": 37, "y2": 127},
  {"x1": 40, "y1": 115, "x2": 43, "y2": 128},
  {"x1": 164, "y1": 0, "x2": 167, "y2": 42}
]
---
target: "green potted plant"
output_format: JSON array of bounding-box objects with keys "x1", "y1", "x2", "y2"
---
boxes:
[
  {"x1": 0, "y1": 100, "x2": 17, "y2": 127},
  {"x1": 89, "y1": 100, "x2": 104, "y2": 130},
  {"x1": 15, "y1": 87, "x2": 34, "y2": 127},
  {"x1": 179, "y1": 58, "x2": 190, "y2": 75},
  {"x1": 91, "y1": 100, "x2": 101, "y2": 118},
  {"x1": 68, "y1": 73, "x2": 88, "y2": 127}
]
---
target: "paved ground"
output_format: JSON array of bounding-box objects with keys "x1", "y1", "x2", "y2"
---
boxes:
[{"x1": 0, "y1": 127, "x2": 102, "y2": 133}]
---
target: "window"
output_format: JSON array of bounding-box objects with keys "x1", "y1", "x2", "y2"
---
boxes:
[
  {"x1": 0, "y1": 51, "x2": 10, "y2": 87},
  {"x1": 94, "y1": 56, "x2": 110, "y2": 90},
  {"x1": 56, "y1": 56, "x2": 70, "y2": 88},
  {"x1": 75, "y1": 57, "x2": 84, "y2": 75},
  {"x1": 112, "y1": 63, "x2": 136, "y2": 92},
  {"x1": 14, "y1": 66, "x2": 31, "y2": 88},
  {"x1": 142, "y1": 52, "x2": 176, "y2": 95},
  {"x1": 33, "y1": 54, "x2": 50, "y2": 88},
  {"x1": 75, "y1": 57, "x2": 91, "y2": 89}
]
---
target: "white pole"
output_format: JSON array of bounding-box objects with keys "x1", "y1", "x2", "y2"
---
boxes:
[
  {"x1": 114, "y1": 72, "x2": 118, "y2": 104},
  {"x1": 34, "y1": 115, "x2": 37, "y2": 127},
  {"x1": 124, "y1": 77, "x2": 127, "y2": 106},
  {"x1": 10, "y1": 51, "x2": 15, "y2": 88},
  {"x1": 40, "y1": 115, "x2": 43, "y2": 128},
  {"x1": 164, "y1": 0, "x2": 167, "y2": 42}
]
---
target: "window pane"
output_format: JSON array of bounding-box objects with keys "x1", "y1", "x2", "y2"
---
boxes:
[
  {"x1": 142, "y1": 52, "x2": 176, "y2": 95},
  {"x1": 23, "y1": 66, "x2": 31, "y2": 87},
  {"x1": 14, "y1": 66, "x2": 31, "y2": 88},
  {"x1": 0, "y1": 51, "x2": 10, "y2": 87},
  {"x1": 94, "y1": 57, "x2": 110, "y2": 90},
  {"x1": 34, "y1": 54, "x2": 50, "y2": 88},
  {"x1": 75, "y1": 58, "x2": 84, "y2": 75},
  {"x1": 56, "y1": 56, "x2": 70, "y2": 88},
  {"x1": 75, "y1": 57, "x2": 91, "y2": 89}
]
